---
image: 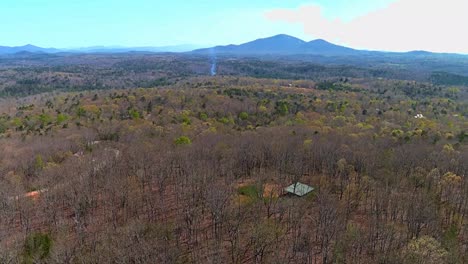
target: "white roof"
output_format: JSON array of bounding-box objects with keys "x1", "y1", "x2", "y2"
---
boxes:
[{"x1": 284, "y1": 182, "x2": 314, "y2": 197}]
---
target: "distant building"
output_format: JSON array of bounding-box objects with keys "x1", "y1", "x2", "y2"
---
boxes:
[{"x1": 284, "y1": 182, "x2": 314, "y2": 197}]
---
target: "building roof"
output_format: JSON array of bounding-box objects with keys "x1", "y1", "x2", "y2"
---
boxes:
[{"x1": 284, "y1": 182, "x2": 314, "y2": 197}]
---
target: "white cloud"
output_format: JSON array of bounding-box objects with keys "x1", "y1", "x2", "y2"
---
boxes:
[{"x1": 265, "y1": 0, "x2": 468, "y2": 53}]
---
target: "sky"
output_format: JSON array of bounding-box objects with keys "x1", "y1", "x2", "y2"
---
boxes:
[{"x1": 1, "y1": 0, "x2": 467, "y2": 53}]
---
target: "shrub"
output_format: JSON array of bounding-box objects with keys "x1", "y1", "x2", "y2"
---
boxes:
[
  {"x1": 219, "y1": 117, "x2": 232, "y2": 125},
  {"x1": 129, "y1": 109, "x2": 141, "y2": 119},
  {"x1": 34, "y1": 155, "x2": 45, "y2": 170},
  {"x1": 199, "y1": 112, "x2": 208, "y2": 121},
  {"x1": 181, "y1": 115, "x2": 191, "y2": 125},
  {"x1": 239, "y1": 112, "x2": 249, "y2": 120},
  {"x1": 174, "y1": 136, "x2": 192, "y2": 145},
  {"x1": 392, "y1": 129, "x2": 404, "y2": 138},
  {"x1": 38, "y1": 114, "x2": 52, "y2": 126},
  {"x1": 56, "y1": 113, "x2": 68, "y2": 124}
]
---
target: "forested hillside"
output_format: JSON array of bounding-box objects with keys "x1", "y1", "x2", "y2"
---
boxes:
[{"x1": 0, "y1": 59, "x2": 466, "y2": 262}]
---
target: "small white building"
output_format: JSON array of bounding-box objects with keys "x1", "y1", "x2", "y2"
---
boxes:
[{"x1": 284, "y1": 182, "x2": 314, "y2": 197}]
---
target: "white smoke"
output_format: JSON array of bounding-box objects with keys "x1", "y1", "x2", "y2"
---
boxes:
[{"x1": 210, "y1": 48, "x2": 217, "y2": 76}]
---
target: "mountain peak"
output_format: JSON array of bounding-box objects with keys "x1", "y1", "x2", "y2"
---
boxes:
[
  {"x1": 193, "y1": 34, "x2": 358, "y2": 55},
  {"x1": 269, "y1": 34, "x2": 304, "y2": 40},
  {"x1": 406, "y1": 50, "x2": 433, "y2": 55},
  {"x1": 195, "y1": 34, "x2": 307, "y2": 54},
  {"x1": 249, "y1": 34, "x2": 306, "y2": 45},
  {"x1": 309, "y1": 39, "x2": 331, "y2": 44}
]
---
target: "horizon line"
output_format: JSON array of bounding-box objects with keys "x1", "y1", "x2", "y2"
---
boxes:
[{"x1": 1, "y1": 34, "x2": 467, "y2": 56}]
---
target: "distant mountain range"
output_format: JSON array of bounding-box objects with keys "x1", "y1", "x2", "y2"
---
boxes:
[
  {"x1": 0, "y1": 44, "x2": 203, "y2": 54},
  {"x1": 67, "y1": 44, "x2": 203, "y2": 53},
  {"x1": 0, "y1": 35, "x2": 465, "y2": 56},
  {"x1": 192, "y1": 34, "x2": 466, "y2": 57},
  {"x1": 0, "y1": 44, "x2": 59, "y2": 54}
]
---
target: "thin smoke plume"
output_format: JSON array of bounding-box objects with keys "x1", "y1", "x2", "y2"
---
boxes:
[{"x1": 210, "y1": 48, "x2": 217, "y2": 76}]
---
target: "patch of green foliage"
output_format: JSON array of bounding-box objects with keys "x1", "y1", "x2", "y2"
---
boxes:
[
  {"x1": 23, "y1": 233, "x2": 52, "y2": 263},
  {"x1": 34, "y1": 154, "x2": 45, "y2": 170},
  {"x1": 179, "y1": 112, "x2": 191, "y2": 125},
  {"x1": 199, "y1": 112, "x2": 208, "y2": 121},
  {"x1": 38, "y1": 113, "x2": 52, "y2": 126},
  {"x1": 174, "y1": 136, "x2": 192, "y2": 145},
  {"x1": 275, "y1": 101, "x2": 290, "y2": 116},
  {"x1": 129, "y1": 109, "x2": 141, "y2": 119},
  {"x1": 56, "y1": 113, "x2": 68, "y2": 124},
  {"x1": 238, "y1": 112, "x2": 249, "y2": 120},
  {"x1": 237, "y1": 185, "x2": 259, "y2": 199},
  {"x1": 219, "y1": 117, "x2": 233, "y2": 125}
]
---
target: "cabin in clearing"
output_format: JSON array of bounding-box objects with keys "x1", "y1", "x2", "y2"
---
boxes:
[{"x1": 284, "y1": 182, "x2": 314, "y2": 197}]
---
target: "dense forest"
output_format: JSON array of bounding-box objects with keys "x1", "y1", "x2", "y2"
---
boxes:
[
  {"x1": 1, "y1": 53, "x2": 468, "y2": 97},
  {"x1": 0, "y1": 54, "x2": 467, "y2": 263}
]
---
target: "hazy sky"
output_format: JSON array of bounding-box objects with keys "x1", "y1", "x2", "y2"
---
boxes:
[{"x1": 1, "y1": 0, "x2": 466, "y2": 53}]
